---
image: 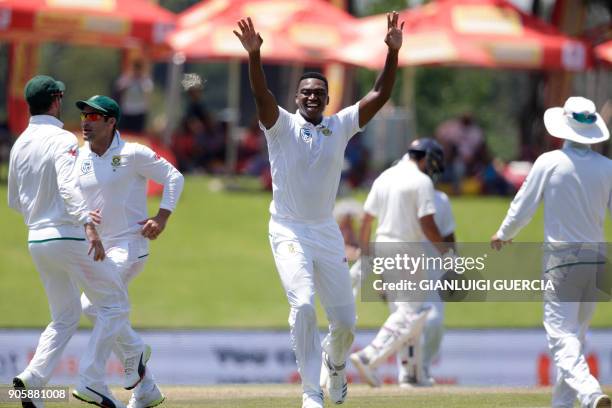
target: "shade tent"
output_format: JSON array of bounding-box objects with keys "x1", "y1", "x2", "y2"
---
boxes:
[
  {"x1": 594, "y1": 40, "x2": 612, "y2": 66},
  {"x1": 337, "y1": 11, "x2": 491, "y2": 69},
  {"x1": 166, "y1": 0, "x2": 359, "y2": 173},
  {"x1": 0, "y1": 0, "x2": 175, "y2": 53},
  {"x1": 0, "y1": 0, "x2": 176, "y2": 134},
  {"x1": 334, "y1": 0, "x2": 593, "y2": 71},
  {"x1": 169, "y1": 0, "x2": 357, "y2": 63}
]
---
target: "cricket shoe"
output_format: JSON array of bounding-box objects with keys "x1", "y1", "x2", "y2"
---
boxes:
[
  {"x1": 13, "y1": 372, "x2": 44, "y2": 408},
  {"x1": 123, "y1": 345, "x2": 152, "y2": 390},
  {"x1": 398, "y1": 374, "x2": 434, "y2": 388},
  {"x1": 322, "y1": 352, "x2": 347, "y2": 404},
  {"x1": 302, "y1": 392, "x2": 324, "y2": 408},
  {"x1": 592, "y1": 394, "x2": 611, "y2": 408},
  {"x1": 72, "y1": 385, "x2": 125, "y2": 408},
  {"x1": 349, "y1": 351, "x2": 381, "y2": 388},
  {"x1": 127, "y1": 384, "x2": 165, "y2": 408}
]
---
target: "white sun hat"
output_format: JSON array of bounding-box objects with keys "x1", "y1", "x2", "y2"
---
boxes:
[{"x1": 543, "y1": 96, "x2": 609, "y2": 144}]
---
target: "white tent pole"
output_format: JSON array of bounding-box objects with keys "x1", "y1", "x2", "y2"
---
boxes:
[
  {"x1": 225, "y1": 58, "x2": 241, "y2": 176},
  {"x1": 163, "y1": 52, "x2": 185, "y2": 146}
]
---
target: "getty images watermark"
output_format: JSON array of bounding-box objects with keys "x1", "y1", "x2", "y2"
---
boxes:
[{"x1": 359, "y1": 243, "x2": 612, "y2": 302}]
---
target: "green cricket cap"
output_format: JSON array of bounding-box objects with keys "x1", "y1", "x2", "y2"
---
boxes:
[
  {"x1": 24, "y1": 75, "x2": 65, "y2": 106},
  {"x1": 76, "y1": 95, "x2": 121, "y2": 123}
]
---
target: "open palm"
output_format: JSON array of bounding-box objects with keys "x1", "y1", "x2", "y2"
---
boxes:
[
  {"x1": 234, "y1": 17, "x2": 263, "y2": 53},
  {"x1": 384, "y1": 11, "x2": 404, "y2": 51}
]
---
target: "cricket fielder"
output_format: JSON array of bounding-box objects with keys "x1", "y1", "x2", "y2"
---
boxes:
[
  {"x1": 349, "y1": 138, "x2": 450, "y2": 387},
  {"x1": 8, "y1": 76, "x2": 134, "y2": 408},
  {"x1": 234, "y1": 13, "x2": 404, "y2": 408},
  {"x1": 491, "y1": 97, "x2": 611, "y2": 408},
  {"x1": 74, "y1": 95, "x2": 184, "y2": 408}
]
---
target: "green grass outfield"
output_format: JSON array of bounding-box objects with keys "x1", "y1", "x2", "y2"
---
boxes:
[
  {"x1": 1, "y1": 176, "x2": 611, "y2": 329},
  {"x1": 4, "y1": 385, "x2": 611, "y2": 408}
]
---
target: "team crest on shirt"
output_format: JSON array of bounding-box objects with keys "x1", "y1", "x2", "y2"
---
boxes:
[
  {"x1": 321, "y1": 127, "x2": 332, "y2": 136},
  {"x1": 81, "y1": 159, "x2": 93, "y2": 175},
  {"x1": 300, "y1": 127, "x2": 312, "y2": 142},
  {"x1": 111, "y1": 155, "x2": 124, "y2": 168}
]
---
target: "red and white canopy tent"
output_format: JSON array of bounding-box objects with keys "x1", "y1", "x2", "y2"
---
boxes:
[
  {"x1": 169, "y1": 0, "x2": 357, "y2": 64},
  {"x1": 594, "y1": 40, "x2": 612, "y2": 66},
  {"x1": 0, "y1": 0, "x2": 176, "y2": 133},
  {"x1": 333, "y1": 0, "x2": 593, "y2": 71},
  {"x1": 166, "y1": 0, "x2": 358, "y2": 172}
]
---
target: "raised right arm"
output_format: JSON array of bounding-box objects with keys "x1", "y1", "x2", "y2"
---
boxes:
[{"x1": 234, "y1": 17, "x2": 278, "y2": 129}]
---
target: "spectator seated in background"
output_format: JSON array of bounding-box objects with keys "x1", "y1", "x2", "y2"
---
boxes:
[
  {"x1": 238, "y1": 117, "x2": 269, "y2": 177},
  {"x1": 472, "y1": 143, "x2": 514, "y2": 196},
  {"x1": 343, "y1": 132, "x2": 370, "y2": 188},
  {"x1": 171, "y1": 117, "x2": 199, "y2": 173},
  {"x1": 174, "y1": 73, "x2": 226, "y2": 174},
  {"x1": 435, "y1": 113, "x2": 485, "y2": 190},
  {"x1": 114, "y1": 59, "x2": 153, "y2": 134}
]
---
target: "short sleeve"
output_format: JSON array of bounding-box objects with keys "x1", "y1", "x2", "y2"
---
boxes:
[
  {"x1": 260, "y1": 107, "x2": 292, "y2": 141},
  {"x1": 363, "y1": 180, "x2": 380, "y2": 217},
  {"x1": 335, "y1": 103, "x2": 363, "y2": 142},
  {"x1": 416, "y1": 177, "x2": 436, "y2": 218},
  {"x1": 434, "y1": 192, "x2": 455, "y2": 237}
]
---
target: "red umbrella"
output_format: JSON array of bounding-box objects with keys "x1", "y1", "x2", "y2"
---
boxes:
[
  {"x1": 0, "y1": 0, "x2": 175, "y2": 52},
  {"x1": 594, "y1": 40, "x2": 612, "y2": 66},
  {"x1": 169, "y1": 0, "x2": 357, "y2": 63},
  {"x1": 335, "y1": 0, "x2": 592, "y2": 70},
  {"x1": 336, "y1": 10, "x2": 491, "y2": 68}
]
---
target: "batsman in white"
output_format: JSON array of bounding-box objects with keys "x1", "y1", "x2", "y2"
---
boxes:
[
  {"x1": 349, "y1": 138, "x2": 451, "y2": 388},
  {"x1": 8, "y1": 76, "x2": 134, "y2": 408},
  {"x1": 491, "y1": 97, "x2": 611, "y2": 408},
  {"x1": 348, "y1": 140, "x2": 455, "y2": 387},
  {"x1": 74, "y1": 95, "x2": 184, "y2": 408},
  {"x1": 234, "y1": 12, "x2": 403, "y2": 408}
]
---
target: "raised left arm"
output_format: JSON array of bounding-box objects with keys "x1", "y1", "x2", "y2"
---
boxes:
[{"x1": 358, "y1": 11, "x2": 404, "y2": 128}]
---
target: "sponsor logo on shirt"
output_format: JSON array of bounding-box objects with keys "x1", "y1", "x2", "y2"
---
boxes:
[
  {"x1": 300, "y1": 127, "x2": 312, "y2": 142},
  {"x1": 81, "y1": 159, "x2": 93, "y2": 175},
  {"x1": 68, "y1": 148, "x2": 78, "y2": 157}
]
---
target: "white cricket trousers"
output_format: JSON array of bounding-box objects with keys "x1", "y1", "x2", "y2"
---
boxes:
[
  {"x1": 26, "y1": 238, "x2": 131, "y2": 389},
  {"x1": 80, "y1": 241, "x2": 148, "y2": 363},
  {"x1": 393, "y1": 300, "x2": 444, "y2": 379},
  {"x1": 543, "y1": 264, "x2": 603, "y2": 408},
  {"x1": 269, "y1": 217, "x2": 356, "y2": 399}
]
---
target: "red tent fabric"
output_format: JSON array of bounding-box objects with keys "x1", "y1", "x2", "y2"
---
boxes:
[
  {"x1": 0, "y1": 0, "x2": 175, "y2": 52},
  {"x1": 594, "y1": 40, "x2": 612, "y2": 66},
  {"x1": 335, "y1": 0, "x2": 592, "y2": 70},
  {"x1": 169, "y1": 0, "x2": 357, "y2": 64}
]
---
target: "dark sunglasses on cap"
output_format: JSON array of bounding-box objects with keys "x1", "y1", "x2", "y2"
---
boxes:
[
  {"x1": 571, "y1": 111, "x2": 597, "y2": 124},
  {"x1": 80, "y1": 112, "x2": 108, "y2": 122}
]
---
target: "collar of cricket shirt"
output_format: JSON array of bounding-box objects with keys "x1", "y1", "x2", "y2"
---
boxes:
[
  {"x1": 30, "y1": 115, "x2": 64, "y2": 128},
  {"x1": 294, "y1": 110, "x2": 331, "y2": 134},
  {"x1": 85, "y1": 130, "x2": 124, "y2": 158}
]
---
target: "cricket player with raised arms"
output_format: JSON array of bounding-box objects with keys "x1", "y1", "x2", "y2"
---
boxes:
[{"x1": 234, "y1": 12, "x2": 404, "y2": 408}]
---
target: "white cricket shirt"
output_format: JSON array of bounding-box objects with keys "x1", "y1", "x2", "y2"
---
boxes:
[
  {"x1": 76, "y1": 132, "x2": 184, "y2": 246},
  {"x1": 261, "y1": 104, "x2": 362, "y2": 222},
  {"x1": 364, "y1": 156, "x2": 437, "y2": 242},
  {"x1": 8, "y1": 115, "x2": 90, "y2": 241},
  {"x1": 433, "y1": 190, "x2": 455, "y2": 238},
  {"x1": 497, "y1": 143, "x2": 612, "y2": 242}
]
